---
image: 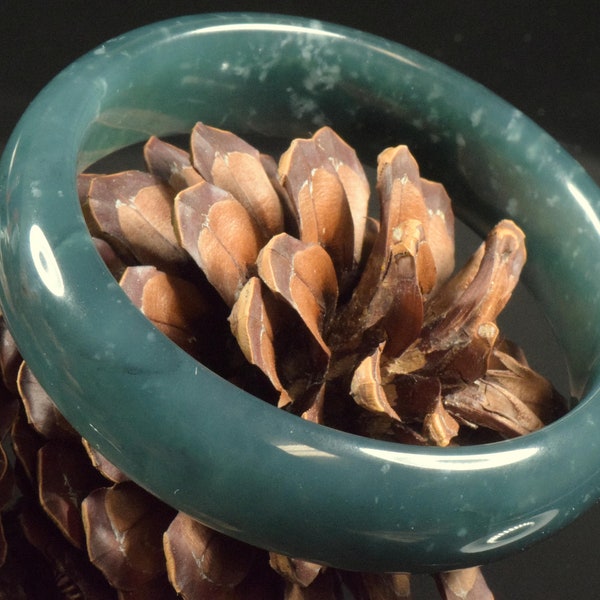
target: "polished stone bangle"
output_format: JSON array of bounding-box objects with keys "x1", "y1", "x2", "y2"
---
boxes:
[{"x1": 1, "y1": 13, "x2": 600, "y2": 573}]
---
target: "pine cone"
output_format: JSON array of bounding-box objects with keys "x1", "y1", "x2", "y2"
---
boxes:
[{"x1": 0, "y1": 123, "x2": 569, "y2": 598}]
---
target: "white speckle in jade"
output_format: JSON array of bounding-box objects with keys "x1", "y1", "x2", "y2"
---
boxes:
[
  {"x1": 506, "y1": 111, "x2": 525, "y2": 142},
  {"x1": 526, "y1": 144, "x2": 540, "y2": 162},
  {"x1": 303, "y1": 62, "x2": 341, "y2": 92},
  {"x1": 427, "y1": 83, "x2": 443, "y2": 101},
  {"x1": 30, "y1": 181, "x2": 42, "y2": 199},
  {"x1": 506, "y1": 198, "x2": 519, "y2": 216},
  {"x1": 411, "y1": 118, "x2": 424, "y2": 130},
  {"x1": 470, "y1": 107, "x2": 483, "y2": 127}
]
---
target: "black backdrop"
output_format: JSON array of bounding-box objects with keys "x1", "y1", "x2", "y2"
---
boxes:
[{"x1": 1, "y1": 1, "x2": 599, "y2": 598}]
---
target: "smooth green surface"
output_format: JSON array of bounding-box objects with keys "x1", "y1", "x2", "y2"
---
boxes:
[{"x1": 1, "y1": 13, "x2": 600, "y2": 572}]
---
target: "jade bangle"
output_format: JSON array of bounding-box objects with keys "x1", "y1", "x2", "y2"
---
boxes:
[{"x1": 1, "y1": 13, "x2": 600, "y2": 572}]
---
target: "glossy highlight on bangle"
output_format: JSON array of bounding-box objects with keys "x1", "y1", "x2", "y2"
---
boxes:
[{"x1": 1, "y1": 13, "x2": 600, "y2": 573}]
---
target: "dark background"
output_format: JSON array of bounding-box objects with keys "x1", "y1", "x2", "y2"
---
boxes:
[{"x1": 1, "y1": 1, "x2": 599, "y2": 598}]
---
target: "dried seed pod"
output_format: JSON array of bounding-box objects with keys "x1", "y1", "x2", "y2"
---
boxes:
[
  {"x1": 233, "y1": 305, "x2": 331, "y2": 422},
  {"x1": 20, "y1": 501, "x2": 117, "y2": 600},
  {"x1": 351, "y1": 343, "x2": 401, "y2": 421},
  {"x1": 256, "y1": 233, "x2": 338, "y2": 355},
  {"x1": 82, "y1": 439, "x2": 130, "y2": 484},
  {"x1": 423, "y1": 244, "x2": 485, "y2": 327},
  {"x1": 374, "y1": 146, "x2": 435, "y2": 290},
  {"x1": 191, "y1": 122, "x2": 284, "y2": 240},
  {"x1": 420, "y1": 179, "x2": 455, "y2": 289},
  {"x1": 269, "y1": 553, "x2": 324, "y2": 588},
  {"x1": 144, "y1": 135, "x2": 204, "y2": 192},
  {"x1": 374, "y1": 148, "x2": 438, "y2": 299},
  {"x1": 278, "y1": 128, "x2": 357, "y2": 286},
  {"x1": 383, "y1": 374, "x2": 459, "y2": 446},
  {"x1": 491, "y1": 338, "x2": 529, "y2": 366},
  {"x1": 360, "y1": 572, "x2": 413, "y2": 600},
  {"x1": 10, "y1": 407, "x2": 44, "y2": 483},
  {"x1": 253, "y1": 233, "x2": 338, "y2": 421},
  {"x1": 443, "y1": 378, "x2": 545, "y2": 438},
  {"x1": 311, "y1": 127, "x2": 371, "y2": 266},
  {"x1": 359, "y1": 216, "x2": 381, "y2": 268},
  {"x1": 17, "y1": 362, "x2": 79, "y2": 440},
  {"x1": 260, "y1": 152, "x2": 298, "y2": 237},
  {"x1": 434, "y1": 567, "x2": 494, "y2": 600},
  {"x1": 174, "y1": 180, "x2": 264, "y2": 307},
  {"x1": 426, "y1": 220, "x2": 526, "y2": 335},
  {"x1": 384, "y1": 220, "x2": 526, "y2": 382},
  {"x1": 77, "y1": 171, "x2": 97, "y2": 195},
  {"x1": 282, "y1": 570, "x2": 340, "y2": 600},
  {"x1": 440, "y1": 321, "x2": 500, "y2": 384},
  {"x1": 229, "y1": 277, "x2": 292, "y2": 408},
  {"x1": 93, "y1": 236, "x2": 127, "y2": 279},
  {"x1": 119, "y1": 265, "x2": 212, "y2": 361},
  {"x1": 331, "y1": 146, "x2": 434, "y2": 356},
  {"x1": 363, "y1": 225, "x2": 429, "y2": 358},
  {"x1": 355, "y1": 411, "x2": 428, "y2": 445},
  {"x1": 258, "y1": 298, "x2": 330, "y2": 420},
  {"x1": 0, "y1": 315, "x2": 21, "y2": 393},
  {"x1": 385, "y1": 375, "x2": 442, "y2": 423},
  {"x1": 422, "y1": 398, "x2": 461, "y2": 447},
  {"x1": 82, "y1": 482, "x2": 176, "y2": 592},
  {"x1": 164, "y1": 511, "x2": 258, "y2": 599},
  {"x1": 329, "y1": 227, "x2": 427, "y2": 378},
  {"x1": 296, "y1": 381, "x2": 328, "y2": 424},
  {"x1": 487, "y1": 349, "x2": 567, "y2": 423},
  {"x1": 85, "y1": 170, "x2": 189, "y2": 271},
  {"x1": 38, "y1": 440, "x2": 108, "y2": 550},
  {"x1": 397, "y1": 219, "x2": 438, "y2": 297}
]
